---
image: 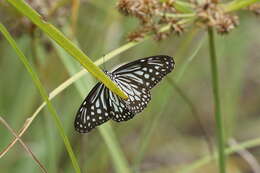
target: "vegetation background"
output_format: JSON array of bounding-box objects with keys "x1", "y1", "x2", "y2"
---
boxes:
[{"x1": 0, "y1": 0, "x2": 259, "y2": 173}]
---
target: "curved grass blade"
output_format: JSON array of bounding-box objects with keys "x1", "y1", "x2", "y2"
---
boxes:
[
  {"x1": 6, "y1": 0, "x2": 128, "y2": 99},
  {"x1": 0, "y1": 23, "x2": 81, "y2": 173}
]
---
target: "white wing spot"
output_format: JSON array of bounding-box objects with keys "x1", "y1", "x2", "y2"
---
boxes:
[
  {"x1": 155, "y1": 66, "x2": 160, "y2": 70},
  {"x1": 97, "y1": 109, "x2": 101, "y2": 114},
  {"x1": 80, "y1": 107, "x2": 83, "y2": 112},
  {"x1": 149, "y1": 69, "x2": 153, "y2": 72},
  {"x1": 144, "y1": 74, "x2": 150, "y2": 79}
]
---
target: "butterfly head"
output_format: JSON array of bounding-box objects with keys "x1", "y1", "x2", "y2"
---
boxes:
[{"x1": 103, "y1": 70, "x2": 115, "y2": 81}]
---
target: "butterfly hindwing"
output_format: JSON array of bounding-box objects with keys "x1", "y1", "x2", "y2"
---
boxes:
[
  {"x1": 74, "y1": 83, "x2": 111, "y2": 133},
  {"x1": 107, "y1": 90, "x2": 135, "y2": 122},
  {"x1": 114, "y1": 76, "x2": 151, "y2": 114}
]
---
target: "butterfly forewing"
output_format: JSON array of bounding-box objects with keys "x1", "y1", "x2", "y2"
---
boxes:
[
  {"x1": 113, "y1": 55, "x2": 174, "y2": 89},
  {"x1": 74, "y1": 83, "x2": 111, "y2": 133}
]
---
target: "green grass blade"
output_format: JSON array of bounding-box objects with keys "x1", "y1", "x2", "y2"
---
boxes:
[
  {"x1": 0, "y1": 23, "x2": 81, "y2": 173},
  {"x1": 208, "y1": 27, "x2": 225, "y2": 173},
  {"x1": 54, "y1": 42, "x2": 132, "y2": 173},
  {"x1": 6, "y1": 0, "x2": 128, "y2": 99}
]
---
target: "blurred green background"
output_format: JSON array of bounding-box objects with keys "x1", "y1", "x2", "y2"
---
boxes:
[{"x1": 0, "y1": 0, "x2": 260, "y2": 173}]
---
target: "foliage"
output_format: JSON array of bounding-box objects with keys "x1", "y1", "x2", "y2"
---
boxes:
[{"x1": 0, "y1": 0, "x2": 260, "y2": 173}]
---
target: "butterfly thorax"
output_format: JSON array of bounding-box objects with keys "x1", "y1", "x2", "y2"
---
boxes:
[{"x1": 104, "y1": 70, "x2": 116, "y2": 81}]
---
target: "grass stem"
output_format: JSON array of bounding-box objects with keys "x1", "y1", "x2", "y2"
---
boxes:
[
  {"x1": 208, "y1": 27, "x2": 225, "y2": 173},
  {"x1": 0, "y1": 23, "x2": 81, "y2": 173}
]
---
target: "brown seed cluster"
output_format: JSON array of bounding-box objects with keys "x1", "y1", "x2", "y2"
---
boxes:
[
  {"x1": 248, "y1": 3, "x2": 260, "y2": 15},
  {"x1": 118, "y1": 0, "x2": 245, "y2": 40},
  {"x1": 117, "y1": 0, "x2": 185, "y2": 41},
  {"x1": 195, "y1": 0, "x2": 239, "y2": 34}
]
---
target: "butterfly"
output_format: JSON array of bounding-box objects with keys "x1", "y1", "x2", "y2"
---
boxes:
[{"x1": 75, "y1": 55, "x2": 175, "y2": 133}]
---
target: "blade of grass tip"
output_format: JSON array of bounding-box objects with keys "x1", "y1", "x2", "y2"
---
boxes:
[
  {"x1": 0, "y1": 116, "x2": 48, "y2": 173},
  {"x1": 178, "y1": 137, "x2": 260, "y2": 173},
  {"x1": 54, "y1": 42, "x2": 132, "y2": 173},
  {"x1": 6, "y1": 0, "x2": 128, "y2": 99},
  {"x1": 0, "y1": 23, "x2": 81, "y2": 173},
  {"x1": 208, "y1": 27, "x2": 225, "y2": 173}
]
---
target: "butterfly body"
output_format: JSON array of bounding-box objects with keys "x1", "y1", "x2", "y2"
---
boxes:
[{"x1": 75, "y1": 55, "x2": 174, "y2": 133}]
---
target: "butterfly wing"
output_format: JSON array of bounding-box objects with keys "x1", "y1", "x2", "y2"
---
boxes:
[
  {"x1": 107, "y1": 89, "x2": 136, "y2": 122},
  {"x1": 113, "y1": 76, "x2": 151, "y2": 114},
  {"x1": 112, "y1": 55, "x2": 175, "y2": 90},
  {"x1": 74, "y1": 83, "x2": 111, "y2": 133}
]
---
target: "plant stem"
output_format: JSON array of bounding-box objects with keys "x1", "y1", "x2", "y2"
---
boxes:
[
  {"x1": 224, "y1": 0, "x2": 260, "y2": 12},
  {"x1": 208, "y1": 27, "x2": 225, "y2": 173}
]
